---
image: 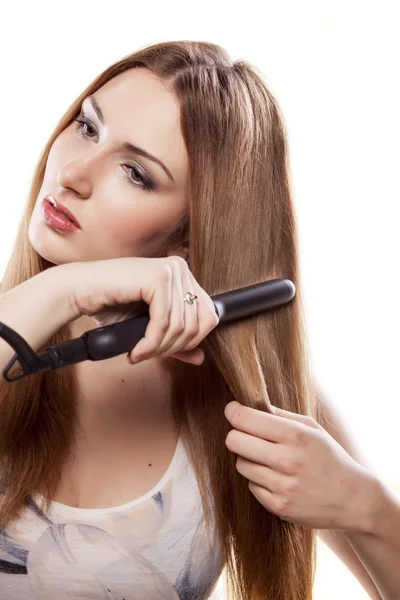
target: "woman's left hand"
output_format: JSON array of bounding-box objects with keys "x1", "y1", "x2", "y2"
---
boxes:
[{"x1": 224, "y1": 401, "x2": 375, "y2": 531}]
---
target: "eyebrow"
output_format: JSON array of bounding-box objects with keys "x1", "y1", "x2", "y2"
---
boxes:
[{"x1": 84, "y1": 95, "x2": 175, "y2": 183}]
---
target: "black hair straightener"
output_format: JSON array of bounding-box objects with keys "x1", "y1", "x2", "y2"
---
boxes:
[{"x1": 0, "y1": 278, "x2": 295, "y2": 382}]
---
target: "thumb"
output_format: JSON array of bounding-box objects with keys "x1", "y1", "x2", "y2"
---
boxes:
[{"x1": 269, "y1": 403, "x2": 320, "y2": 428}]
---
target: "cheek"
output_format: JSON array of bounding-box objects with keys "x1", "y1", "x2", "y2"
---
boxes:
[{"x1": 97, "y1": 199, "x2": 183, "y2": 249}]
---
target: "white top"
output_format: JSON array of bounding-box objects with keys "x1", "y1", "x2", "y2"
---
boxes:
[{"x1": 0, "y1": 437, "x2": 224, "y2": 599}]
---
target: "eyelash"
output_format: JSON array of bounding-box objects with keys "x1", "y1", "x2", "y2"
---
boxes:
[{"x1": 73, "y1": 115, "x2": 155, "y2": 192}]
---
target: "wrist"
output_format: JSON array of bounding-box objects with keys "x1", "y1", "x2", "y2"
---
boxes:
[
  {"x1": 351, "y1": 472, "x2": 391, "y2": 536},
  {"x1": 45, "y1": 263, "x2": 82, "y2": 323}
]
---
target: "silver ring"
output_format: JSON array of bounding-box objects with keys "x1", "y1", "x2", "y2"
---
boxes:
[{"x1": 183, "y1": 292, "x2": 198, "y2": 305}]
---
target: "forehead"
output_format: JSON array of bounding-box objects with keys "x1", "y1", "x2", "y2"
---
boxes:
[{"x1": 88, "y1": 68, "x2": 188, "y2": 186}]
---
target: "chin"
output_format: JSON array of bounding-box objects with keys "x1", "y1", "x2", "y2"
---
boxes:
[{"x1": 27, "y1": 222, "x2": 69, "y2": 267}]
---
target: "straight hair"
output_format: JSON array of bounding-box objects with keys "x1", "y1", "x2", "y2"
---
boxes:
[{"x1": 0, "y1": 40, "x2": 326, "y2": 599}]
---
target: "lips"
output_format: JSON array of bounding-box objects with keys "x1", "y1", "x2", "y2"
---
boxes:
[{"x1": 44, "y1": 195, "x2": 81, "y2": 229}]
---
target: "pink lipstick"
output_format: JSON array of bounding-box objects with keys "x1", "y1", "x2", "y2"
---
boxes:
[{"x1": 41, "y1": 196, "x2": 81, "y2": 233}]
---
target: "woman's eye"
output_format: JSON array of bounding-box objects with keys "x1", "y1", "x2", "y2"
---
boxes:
[
  {"x1": 74, "y1": 117, "x2": 97, "y2": 138},
  {"x1": 124, "y1": 164, "x2": 155, "y2": 191},
  {"x1": 73, "y1": 115, "x2": 155, "y2": 192},
  {"x1": 129, "y1": 167, "x2": 143, "y2": 184}
]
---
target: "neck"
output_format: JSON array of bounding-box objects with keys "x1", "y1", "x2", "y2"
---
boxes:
[{"x1": 69, "y1": 315, "x2": 174, "y2": 445}]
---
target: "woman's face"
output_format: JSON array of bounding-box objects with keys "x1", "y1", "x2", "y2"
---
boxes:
[{"x1": 28, "y1": 68, "x2": 189, "y2": 265}]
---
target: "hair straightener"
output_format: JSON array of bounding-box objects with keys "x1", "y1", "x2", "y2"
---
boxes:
[{"x1": 0, "y1": 278, "x2": 295, "y2": 382}]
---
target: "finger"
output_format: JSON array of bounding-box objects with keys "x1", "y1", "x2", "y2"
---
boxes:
[
  {"x1": 224, "y1": 402, "x2": 301, "y2": 444},
  {"x1": 154, "y1": 258, "x2": 186, "y2": 356},
  {"x1": 179, "y1": 269, "x2": 219, "y2": 352},
  {"x1": 170, "y1": 347, "x2": 205, "y2": 365},
  {"x1": 235, "y1": 456, "x2": 282, "y2": 492},
  {"x1": 225, "y1": 429, "x2": 287, "y2": 473},
  {"x1": 269, "y1": 404, "x2": 321, "y2": 429},
  {"x1": 159, "y1": 259, "x2": 200, "y2": 358},
  {"x1": 128, "y1": 263, "x2": 172, "y2": 362},
  {"x1": 248, "y1": 482, "x2": 277, "y2": 513}
]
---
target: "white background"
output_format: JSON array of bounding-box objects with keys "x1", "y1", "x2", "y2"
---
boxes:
[{"x1": 0, "y1": 1, "x2": 398, "y2": 597}]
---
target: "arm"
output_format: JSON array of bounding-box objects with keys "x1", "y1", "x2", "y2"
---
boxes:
[
  {"x1": 317, "y1": 528, "x2": 383, "y2": 600},
  {"x1": 316, "y1": 381, "x2": 400, "y2": 599},
  {"x1": 0, "y1": 264, "x2": 79, "y2": 376},
  {"x1": 343, "y1": 480, "x2": 400, "y2": 600}
]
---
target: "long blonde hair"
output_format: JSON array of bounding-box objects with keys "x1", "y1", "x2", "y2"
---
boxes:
[{"x1": 0, "y1": 40, "x2": 326, "y2": 599}]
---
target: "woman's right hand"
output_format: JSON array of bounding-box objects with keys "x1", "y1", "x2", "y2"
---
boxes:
[{"x1": 65, "y1": 255, "x2": 219, "y2": 366}]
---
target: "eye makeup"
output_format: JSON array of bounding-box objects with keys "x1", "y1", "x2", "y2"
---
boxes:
[{"x1": 73, "y1": 112, "x2": 156, "y2": 192}]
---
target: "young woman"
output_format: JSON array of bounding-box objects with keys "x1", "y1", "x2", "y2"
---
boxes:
[{"x1": 0, "y1": 40, "x2": 394, "y2": 599}]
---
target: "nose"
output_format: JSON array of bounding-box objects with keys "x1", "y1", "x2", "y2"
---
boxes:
[{"x1": 57, "y1": 150, "x2": 104, "y2": 199}]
